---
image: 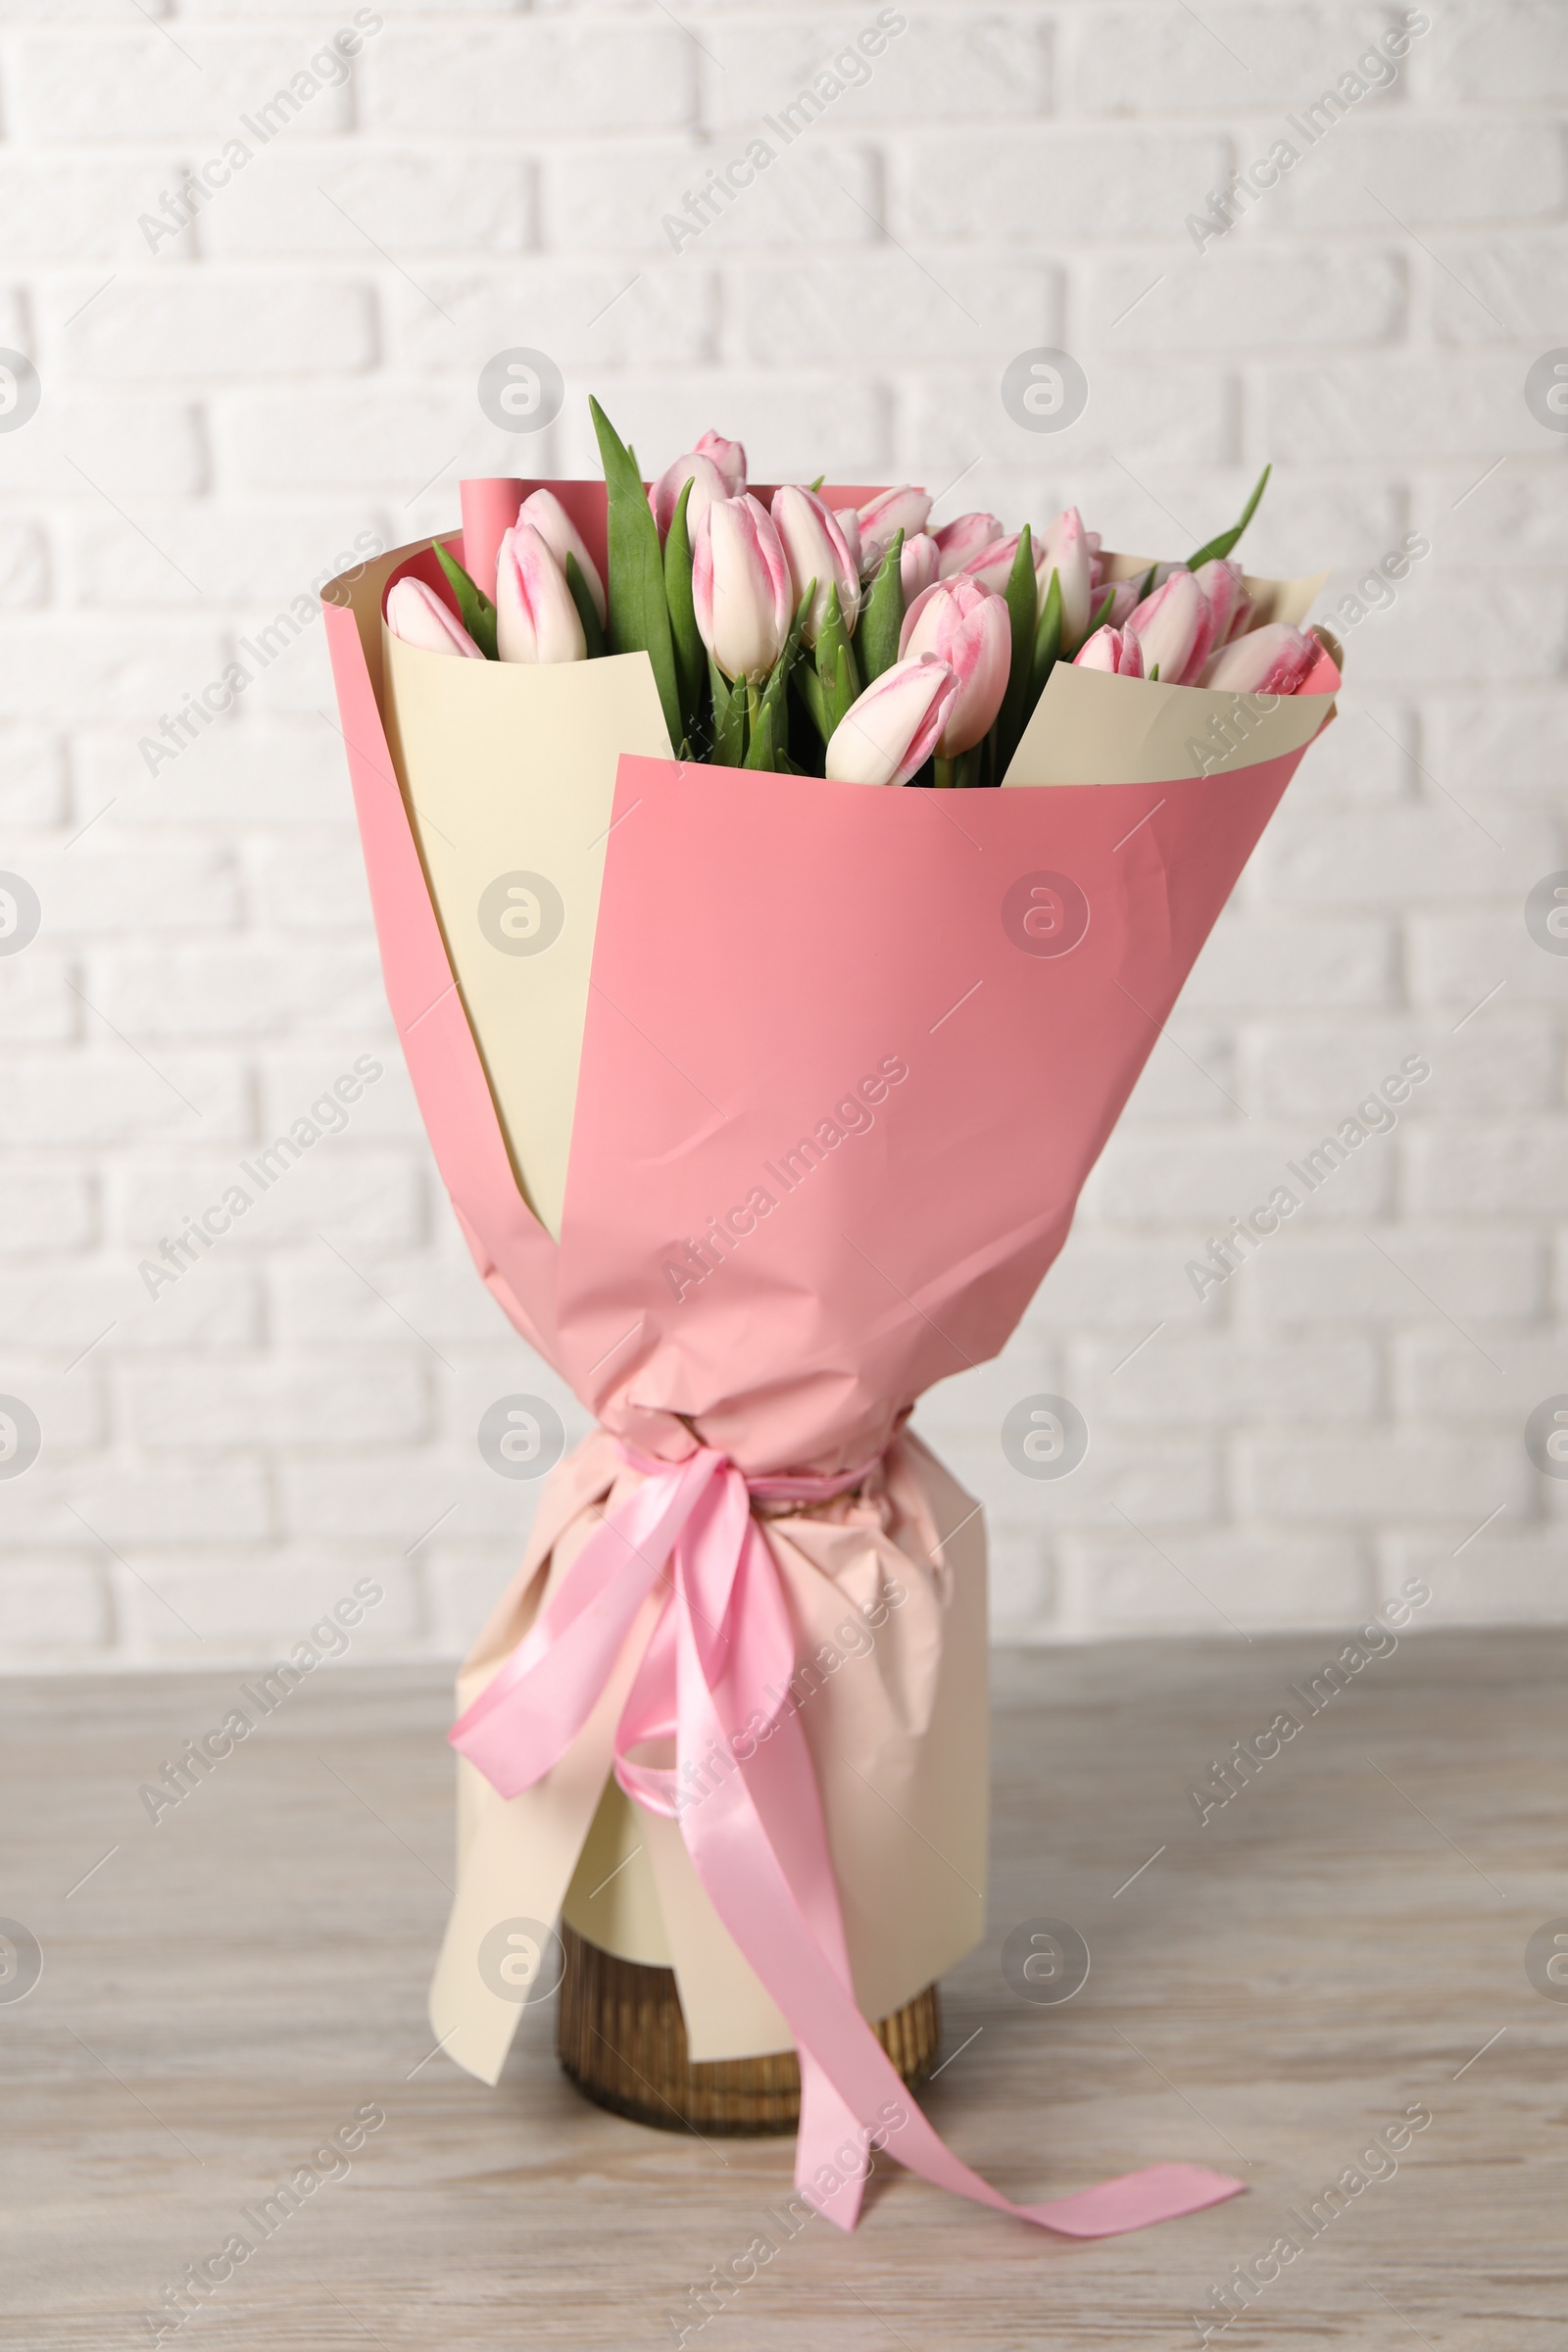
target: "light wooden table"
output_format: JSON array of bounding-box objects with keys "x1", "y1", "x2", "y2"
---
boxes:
[{"x1": 3, "y1": 1632, "x2": 1563, "y2": 2348}]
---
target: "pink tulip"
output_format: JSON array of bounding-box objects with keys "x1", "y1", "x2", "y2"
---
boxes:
[
  {"x1": 691, "y1": 493, "x2": 792, "y2": 683},
  {"x1": 1097, "y1": 578, "x2": 1142, "y2": 630},
  {"x1": 1032, "y1": 507, "x2": 1094, "y2": 652},
  {"x1": 933, "y1": 511, "x2": 1003, "y2": 578},
  {"x1": 385, "y1": 576, "x2": 485, "y2": 659},
  {"x1": 495, "y1": 522, "x2": 587, "y2": 664},
  {"x1": 1074, "y1": 623, "x2": 1145, "y2": 677},
  {"x1": 899, "y1": 576, "x2": 1011, "y2": 756},
  {"x1": 649, "y1": 449, "x2": 727, "y2": 544},
  {"x1": 900, "y1": 531, "x2": 940, "y2": 603},
  {"x1": 1125, "y1": 566, "x2": 1212, "y2": 686},
  {"x1": 1193, "y1": 558, "x2": 1247, "y2": 653},
  {"x1": 824, "y1": 653, "x2": 960, "y2": 788},
  {"x1": 770, "y1": 484, "x2": 860, "y2": 646},
  {"x1": 857, "y1": 485, "x2": 933, "y2": 574},
  {"x1": 516, "y1": 487, "x2": 606, "y2": 626},
  {"x1": 1202, "y1": 621, "x2": 1321, "y2": 696},
  {"x1": 693, "y1": 428, "x2": 746, "y2": 497},
  {"x1": 956, "y1": 529, "x2": 1024, "y2": 596},
  {"x1": 833, "y1": 507, "x2": 862, "y2": 575}
]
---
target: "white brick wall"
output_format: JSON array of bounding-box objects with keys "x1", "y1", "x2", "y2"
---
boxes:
[{"x1": 0, "y1": 0, "x2": 1563, "y2": 1668}]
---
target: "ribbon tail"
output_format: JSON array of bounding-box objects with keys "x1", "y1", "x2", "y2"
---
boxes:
[
  {"x1": 675, "y1": 1551, "x2": 1244, "y2": 2236},
  {"x1": 797, "y1": 2055, "x2": 870, "y2": 2231}
]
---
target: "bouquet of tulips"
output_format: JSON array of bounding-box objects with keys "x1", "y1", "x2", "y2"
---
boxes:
[
  {"x1": 323, "y1": 404, "x2": 1341, "y2": 2243},
  {"x1": 385, "y1": 402, "x2": 1328, "y2": 795}
]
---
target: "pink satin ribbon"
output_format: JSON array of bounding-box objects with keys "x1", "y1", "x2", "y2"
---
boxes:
[{"x1": 451, "y1": 1443, "x2": 1244, "y2": 2236}]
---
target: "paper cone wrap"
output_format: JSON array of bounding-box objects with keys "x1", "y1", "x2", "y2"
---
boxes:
[{"x1": 322, "y1": 487, "x2": 1336, "y2": 2132}]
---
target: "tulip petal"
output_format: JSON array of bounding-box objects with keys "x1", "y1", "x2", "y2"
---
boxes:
[{"x1": 386, "y1": 575, "x2": 486, "y2": 659}]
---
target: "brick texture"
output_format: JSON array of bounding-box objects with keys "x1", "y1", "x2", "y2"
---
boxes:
[{"x1": 0, "y1": 0, "x2": 1562, "y2": 1664}]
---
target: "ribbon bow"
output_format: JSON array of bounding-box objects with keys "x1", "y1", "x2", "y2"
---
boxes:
[{"x1": 452, "y1": 1442, "x2": 1242, "y2": 2236}]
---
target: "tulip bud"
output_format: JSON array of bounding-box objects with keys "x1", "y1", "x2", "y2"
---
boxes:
[
  {"x1": 1094, "y1": 579, "x2": 1142, "y2": 630},
  {"x1": 833, "y1": 507, "x2": 862, "y2": 576},
  {"x1": 649, "y1": 450, "x2": 727, "y2": 545},
  {"x1": 516, "y1": 487, "x2": 606, "y2": 626},
  {"x1": 956, "y1": 530, "x2": 1025, "y2": 597},
  {"x1": 899, "y1": 576, "x2": 1011, "y2": 756},
  {"x1": 1074, "y1": 623, "x2": 1145, "y2": 677},
  {"x1": 693, "y1": 428, "x2": 747, "y2": 497},
  {"x1": 1125, "y1": 566, "x2": 1212, "y2": 686},
  {"x1": 495, "y1": 522, "x2": 588, "y2": 664},
  {"x1": 1194, "y1": 557, "x2": 1249, "y2": 648},
  {"x1": 933, "y1": 512, "x2": 1004, "y2": 578},
  {"x1": 386, "y1": 576, "x2": 486, "y2": 659},
  {"x1": 824, "y1": 653, "x2": 959, "y2": 788},
  {"x1": 900, "y1": 531, "x2": 940, "y2": 603},
  {"x1": 1201, "y1": 621, "x2": 1321, "y2": 696},
  {"x1": 1032, "y1": 508, "x2": 1093, "y2": 652},
  {"x1": 691, "y1": 493, "x2": 793, "y2": 684},
  {"x1": 770, "y1": 485, "x2": 860, "y2": 647},
  {"x1": 857, "y1": 485, "x2": 933, "y2": 573}
]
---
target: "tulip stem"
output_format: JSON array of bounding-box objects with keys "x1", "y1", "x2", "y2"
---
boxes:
[{"x1": 933, "y1": 756, "x2": 956, "y2": 791}]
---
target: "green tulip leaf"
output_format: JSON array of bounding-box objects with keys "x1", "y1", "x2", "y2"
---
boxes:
[
  {"x1": 662, "y1": 474, "x2": 705, "y2": 741},
  {"x1": 590, "y1": 396, "x2": 683, "y2": 749},
  {"x1": 793, "y1": 660, "x2": 829, "y2": 741},
  {"x1": 743, "y1": 698, "x2": 777, "y2": 771},
  {"x1": 433, "y1": 540, "x2": 497, "y2": 660},
  {"x1": 1030, "y1": 566, "x2": 1062, "y2": 702},
  {"x1": 709, "y1": 654, "x2": 746, "y2": 769},
  {"x1": 1188, "y1": 465, "x2": 1271, "y2": 568},
  {"x1": 858, "y1": 529, "x2": 905, "y2": 684},
  {"x1": 564, "y1": 552, "x2": 606, "y2": 661},
  {"x1": 996, "y1": 522, "x2": 1037, "y2": 772}
]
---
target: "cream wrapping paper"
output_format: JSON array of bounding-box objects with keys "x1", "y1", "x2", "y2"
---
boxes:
[{"x1": 432, "y1": 1427, "x2": 986, "y2": 2073}]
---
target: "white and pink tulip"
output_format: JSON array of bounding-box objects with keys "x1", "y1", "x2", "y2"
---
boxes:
[
  {"x1": 770, "y1": 485, "x2": 861, "y2": 645},
  {"x1": 385, "y1": 576, "x2": 485, "y2": 659},
  {"x1": 900, "y1": 531, "x2": 941, "y2": 603},
  {"x1": 1194, "y1": 558, "x2": 1249, "y2": 651},
  {"x1": 1125, "y1": 566, "x2": 1213, "y2": 686},
  {"x1": 933, "y1": 511, "x2": 1004, "y2": 578},
  {"x1": 692, "y1": 493, "x2": 793, "y2": 683},
  {"x1": 956, "y1": 530, "x2": 1025, "y2": 597},
  {"x1": 1202, "y1": 621, "x2": 1322, "y2": 696},
  {"x1": 515, "y1": 487, "x2": 606, "y2": 626},
  {"x1": 495, "y1": 522, "x2": 588, "y2": 664},
  {"x1": 693, "y1": 428, "x2": 747, "y2": 498},
  {"x1": 857, "y1": 485, "x2": 934, "y2": 574},
  {"x1": 824, "y1": 653, "x2": 960, "y2": 787},
  {"x1": 1034, "y1": 508, "x2": 1095, "y2": 652},
  {"x1": 899, "y1": 576, "x2": 1011, "y2": 756},
  {"x1": 1074, "y1": 623, "x2": 1146, "y2": 677},
  {"x1": 649, "y1": 450, "x2": 728, "y2": 545}
]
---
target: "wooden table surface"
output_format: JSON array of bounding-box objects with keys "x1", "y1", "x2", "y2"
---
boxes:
[{"x1": 3, "y1": 1631, "x2": 1564, "y2": 2349}]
